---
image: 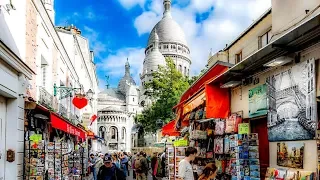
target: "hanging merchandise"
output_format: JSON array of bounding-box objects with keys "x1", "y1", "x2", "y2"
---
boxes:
[
  {"x1": 215, "y1": 120, "x2": 225, "y2": 135},
  {"x1": 225, "y1": 115, "x2": 236, "y2": 133},
  {"x1": 224, "y1": 136, "x2": 230, "y2": 154},
  {"x1": 214, "y1": 137, "x2": 224, "y2": 154}
]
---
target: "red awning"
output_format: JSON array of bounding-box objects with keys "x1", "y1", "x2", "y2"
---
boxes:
[
  {"x1": 162, "y1": 120, "x2": 180, "y2": 136},
  {"x1": 179, "y1": 63, "x2": 229, "y2": 103},
  {"x1": 50, "y1": 113, "x2": 86, "y2": 139}
]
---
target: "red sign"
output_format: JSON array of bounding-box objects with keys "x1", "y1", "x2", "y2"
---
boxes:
[{"x1": 50, "y1": 113, "x2": 86, "y2": 139}]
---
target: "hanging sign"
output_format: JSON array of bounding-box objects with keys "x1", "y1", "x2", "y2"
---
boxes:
[
  {"x1": 238, "y1": 123, "x2": 250, "y2": 134},
  {"x1": 72, "y1": 96, "x2": 88, "y2": 109},
  {"x1": 248, "y1": 84, "x2": 267, "y2": 118},
  {"x1": 50, "y1": 113, "x2": 86, "y2": 139}
]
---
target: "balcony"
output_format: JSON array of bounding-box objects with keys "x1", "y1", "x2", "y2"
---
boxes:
[
  {"x1": 39, "y1": 87, "x2": 53, "y2": 109},
  {"x1": 58, "y1": 104, "x2": 67, "y2": 118}
]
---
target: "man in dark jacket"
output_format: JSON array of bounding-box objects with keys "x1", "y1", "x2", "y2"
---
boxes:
[{"x1": 97, "y1": 153, "x2": 126, "y2": 180}]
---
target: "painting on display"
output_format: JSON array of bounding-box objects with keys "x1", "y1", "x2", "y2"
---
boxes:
[
  {"x1": 249, "y1": 84, "x2": 268, "y2": 118},
  {"x1": 277, "y1": 142, "x2": 304, "y2": 169},
  {"x1": 267, "y1": 59, "x2": 317, "y2": 141}
]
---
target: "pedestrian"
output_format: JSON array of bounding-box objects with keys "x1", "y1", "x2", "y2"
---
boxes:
[
  {"x1": 134, "y1": 151, "x2": 148, "y2": 180},
  {"x1": 177, "y1": 147, "x2": 197, "y2": 180},
  {"x1": 160, "y1": 151, "x2": 166, "y2": 177},
  {"x1": 95, "y1": 153, "x2": 105, "y2": 174},
  {"x1": 89, "y1": 153, "x2": 98, "y2": 180},
  {"x1": 197, "y1": 163, "x2": 218, "y2": 180},
  {"x1": 112, "y1": 153, "x2": 121, "y2": 169},
  {"x1": 97, "y1": 153, "x2": 126, "y2": 180},
  {"x1": 151, "y1": 152, "x2": 158, "y2": 180},
  {"x1": 131, "y1": 152, "x2": 137, "y2": 179},
  {"x1": 120, "y1": 152, "x2": 128, "y2": 177}
]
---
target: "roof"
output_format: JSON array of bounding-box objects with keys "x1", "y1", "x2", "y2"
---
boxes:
[
  {"x1": 99, "y1": 88, "x2": 125, "y2": 101},
  {"x1": 224, "y1": 8, "x2": 272, "y2": 51}
]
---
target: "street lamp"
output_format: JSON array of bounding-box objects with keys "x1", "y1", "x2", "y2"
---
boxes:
[{"x1": 86, "y1": 89, "x2": 94, "y2": 99}]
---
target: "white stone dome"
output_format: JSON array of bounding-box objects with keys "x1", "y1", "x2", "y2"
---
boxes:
[{"x1": 147, "y1": 17, "x2": 188, "y2": 47}]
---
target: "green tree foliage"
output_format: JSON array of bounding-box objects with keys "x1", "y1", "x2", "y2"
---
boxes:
[
  {"x1": 188, "y1": 67, "x2": 208, "y2": 85},
  {"x1": 136, "y1": 58, "x2": 190, "y2": 133}
]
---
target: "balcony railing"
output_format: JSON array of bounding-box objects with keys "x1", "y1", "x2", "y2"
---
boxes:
[
  {"x1": 39, "y1": 87, "x2": 53, "y2": 109},
  {"x1": 58, "y1": 104, "x2": 67, "y2": 118}
]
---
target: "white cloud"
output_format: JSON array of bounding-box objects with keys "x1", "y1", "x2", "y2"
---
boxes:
[
  {"x1": 118, "y1": 0, "x2": 146, "y2": 9},
  {"x1": 134, "y1": 11, "x2": 161, "y2": 35},
  {"x1": 132, "y1": 0, "x2": 271, "y2": 75},
  {"x1": 83, "y1": 26, "x2": 108, "y2": 58},
  {"x1": 97, "y1": 48, "x2": 146, "y2": 84}
]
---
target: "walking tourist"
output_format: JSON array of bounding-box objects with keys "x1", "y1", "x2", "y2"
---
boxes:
[
  {"x1": 97, "y1": 153, "x2": 126, "y2": 180},
  {"x1": 134, "y1": 152, "x2": 148, "y2": 180}
]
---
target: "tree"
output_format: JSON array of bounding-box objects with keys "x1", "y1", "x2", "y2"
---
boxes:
[
  {"x1": 188, "y1": 67, "x2": 208, "y2": 85},
  {"x1": 136, "y1": 58, "x2": 190, "y2": 133}
]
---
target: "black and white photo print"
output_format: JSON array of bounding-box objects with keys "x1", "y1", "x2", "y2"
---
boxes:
[{"x1": 267, "y1": 58, "x2": 317, "y2": 141}]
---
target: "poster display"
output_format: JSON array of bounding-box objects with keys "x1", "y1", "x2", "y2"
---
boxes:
[
  {"x1": 267, "y1": 59, "x2": 317, "y2": 141},
  {"x1": 248, "y1": 84, "x2": 267, "y2": 118},
  {"x1": 276, "y1": 142, "x2": 304, "y2": 169}
]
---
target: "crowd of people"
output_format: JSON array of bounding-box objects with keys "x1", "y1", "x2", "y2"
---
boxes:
[
  {"x1": 88, "y1": 151, "x2": 166, "y2": 180},
  {"x1": 87, "y1": 147, "x2": 218, "y2": 180}
]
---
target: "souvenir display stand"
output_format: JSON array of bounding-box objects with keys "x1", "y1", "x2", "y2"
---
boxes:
[
  {"x1": 167, "y1": 147, "x2": 175, "y2": 180},
  {"x1": 24, "y1": 139, "x2": 46, "y2": 179}
]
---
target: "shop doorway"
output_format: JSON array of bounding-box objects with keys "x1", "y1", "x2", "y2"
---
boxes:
[
  {"x1": 250, "y1": 117, "x2": 269, "y2": 179},
  {"x1": 0, "y1": 96, "x2": 6, "y2": 179}
]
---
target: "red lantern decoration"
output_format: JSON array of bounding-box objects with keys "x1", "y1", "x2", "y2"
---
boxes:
[{"x1": 72, "y1": 96, "x2": 88, "y2": 109}]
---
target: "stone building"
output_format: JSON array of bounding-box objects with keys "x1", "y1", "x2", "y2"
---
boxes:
[{"x1": 97, "y1": 60, "x2": 139, "y2": 152}]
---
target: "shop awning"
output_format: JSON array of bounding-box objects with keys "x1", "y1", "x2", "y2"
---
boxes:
[
  {"x1": 50, "y1": 113, "x2": 86, "y2": 139},
  {"x1": 162, "y1": 120, "x2": 180, "y2": 136},
  {"x1": 179, "y1": 61, "x2": 232, "y2": 104},
  {"x1": 87, "y1": 130, "x2": 95, "y2": 137}
]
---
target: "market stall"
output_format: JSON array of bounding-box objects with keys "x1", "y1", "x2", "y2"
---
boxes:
[{"x1": 23, "y1": 103, "x2": 88, "y2": 180}]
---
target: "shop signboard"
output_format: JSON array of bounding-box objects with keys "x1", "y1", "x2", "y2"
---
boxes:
[
  {"x1": 248, "y1": 84, "x2": 267, "y2": 118},
  {"x1": 238, "y1": 123, "x2": 250, "y2": 134},
  {"x1": 51, "y1": 113, "x2": 86, "y2": 139},
  {"x1": 173, "y1": 139, "x2": 188, "y2": 147}
]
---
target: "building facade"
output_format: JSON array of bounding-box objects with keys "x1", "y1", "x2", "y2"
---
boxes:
[
  {"x1": 206, "y1": 0, "x2": 320, "y2": 175},
  {"x1": 97, "y1": 61, "x2": 139, "y2": 152},
  {"x1": 0, "y1": 0, "x2": 98, "y2": 178}
]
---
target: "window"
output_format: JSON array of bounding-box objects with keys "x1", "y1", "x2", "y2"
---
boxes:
[
  {"x1": 99, "y1": 126, "x2": 106, "y2": 139},
  {"x1": 41, "y1": 65, "x2": 47, "y2": 87},
  {"x1": 184, "y1": 67, "x2": 187, "y2": 76},
  {"x1": 259, "y1": 29, "x2": 272, "y2": 49},
  {"x1": 179, "y1": 65, "x2": 182, "y2": 72},
  {"x1": 122, "y1": 127, "x2": 126, "y2": 139},
  {"x1": 235, "y1": 51, "x2": 242, "y2": 63},
  {"x1": 133, "y1": 98, "x2": 135, "y2": 102},
  {"x1": 110, "y1": 126, "x2": 118, "y2": 140}
]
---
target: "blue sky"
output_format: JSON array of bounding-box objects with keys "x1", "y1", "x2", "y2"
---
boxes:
[{"x1": 55, "y1": 0, "x2": 271, "y2": 91}]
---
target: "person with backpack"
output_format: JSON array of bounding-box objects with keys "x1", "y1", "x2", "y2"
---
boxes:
[
  {"x1": 151, "y1": 152, "x2": 158, "y2": 180},
  {"x1": 97, "y1": 153, "x2": 126, "y2": 180},
  {"x1": 134, "y1": 151, "x2": 148, "y2": 180}
]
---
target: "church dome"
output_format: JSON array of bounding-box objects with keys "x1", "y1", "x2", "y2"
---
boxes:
[
  {"x1": 118, "y1": 59, "x2": 136, "y2": 95},
  {"x1": 147, "y1": 18, "x2": 187, "y2": 47},
  {"x1": 143, "y1": 29, "x2": 166, "y2": 74}
]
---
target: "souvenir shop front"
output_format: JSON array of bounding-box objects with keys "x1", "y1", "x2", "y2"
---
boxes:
[{"x1": 24, "y1": 103, "x2": 89, "y2": 180}]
